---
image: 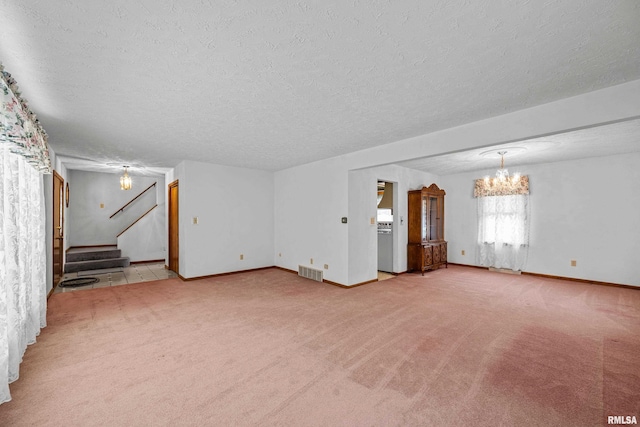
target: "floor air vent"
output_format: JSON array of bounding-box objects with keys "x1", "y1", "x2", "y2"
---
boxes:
[{"x1": 298, "y1": 265, "x2": 323, "y2": 282}]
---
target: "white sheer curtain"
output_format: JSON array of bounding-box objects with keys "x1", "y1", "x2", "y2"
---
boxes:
[
  {"x1": 0, "y1": 144, "x2": 47, "y2": 404},
  {"x1": 477, "y1": 194, "x2": 530, "y2": 271}
]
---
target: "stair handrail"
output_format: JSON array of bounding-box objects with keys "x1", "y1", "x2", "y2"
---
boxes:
[
  {"x1": 117, "y1": 204, "x2": 158, "y2": 237},
  {"x1": 110, "y1": 182, "x2": 157, "y2": 218}
]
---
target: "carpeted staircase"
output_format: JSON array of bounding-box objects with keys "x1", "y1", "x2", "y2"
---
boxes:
[{"x1": 64, "y1": 246, "x2": 130, "y2": 273}]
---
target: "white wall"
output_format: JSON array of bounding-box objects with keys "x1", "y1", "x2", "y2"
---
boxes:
[
  {"x1": 347, "y1": 164, "x2": 438, "y2": 284},
  {"x1": 175, "y1": 160, "x2": 274, "y2": 279},
  {"x1": 68, "y1": 170, "x2": 162, "y2": 247},
  {"x1": 440, "y1": 152, "x2": 640, "y2": 287},
  {"x1": 274, "y1": 158, "x2": 349, "y2": 283},
  {"x1": 275, "y1": 160, "x2": 439, "y2": 285},
  {"x1": 275, "y1": 80, "x2": 640, "y2": 286},
  {"x1": 117, "y1": 207, "x2": 165, "y2": 262}
]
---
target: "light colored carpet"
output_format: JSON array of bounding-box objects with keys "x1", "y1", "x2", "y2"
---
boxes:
[{"x1": 1, "y1": 266, "x2": 638, "y2": 426}]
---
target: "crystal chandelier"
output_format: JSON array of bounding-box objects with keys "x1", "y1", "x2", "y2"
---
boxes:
[
  {"x1": 120, "y1": 166, "x2": 132, "y2": 190},
  {"x1": 484, "y1": 151, "x2": 520, "y2": 187}
]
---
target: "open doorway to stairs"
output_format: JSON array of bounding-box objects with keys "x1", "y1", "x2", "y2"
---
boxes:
[
  {"x1": 52, "y1": 171, "x2": 65, "y2": 288},
  {"x1": 56, "y1": 169, "x2": 170, "y2": 292},
  {"x1": 377, "y1": 180, "x2": 396, "y2": 282}
]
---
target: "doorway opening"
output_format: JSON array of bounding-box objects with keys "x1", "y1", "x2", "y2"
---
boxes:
[
  {"x1": 52, "y1": 171, "x2": 64, "y2": 289},
  {"x1": 377, "y1": 180, "x2": 395, "y2": 281},
  {"x1": 168, "y1": 180, "x2": 179, "y2": 275}
]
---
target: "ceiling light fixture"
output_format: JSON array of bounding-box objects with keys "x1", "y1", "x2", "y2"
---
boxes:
[
  {"x1": 483, "y1": 151, "x2": 521, "y2": 190},
  {"x1": 120, "y1": 166, "x2": 132, "y2": 190}
]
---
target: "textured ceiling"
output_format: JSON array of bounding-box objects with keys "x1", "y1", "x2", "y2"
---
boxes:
[
  {"x1": 1, "y1": 1, "x2": 640, "y2": 172},
  {"x1": 397, "y1": 118, "x2": 640, "y2": 175}
]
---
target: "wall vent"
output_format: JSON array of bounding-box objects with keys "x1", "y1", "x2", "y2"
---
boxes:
[{"x1": 298, "y1": 265, "x2": 323, "y2": 282}]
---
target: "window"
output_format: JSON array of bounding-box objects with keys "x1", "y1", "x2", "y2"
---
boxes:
[
  {"x1": 477, "y1": 194, "x2": 530, "y2": 271},
  {"x1": 477, "y1": 195, "x2": 528, "y2": 246}
]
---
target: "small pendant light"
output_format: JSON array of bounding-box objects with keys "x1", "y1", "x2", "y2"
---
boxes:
[{"x1": 120, "y1": 166, "x2": 132, "y2": 190}]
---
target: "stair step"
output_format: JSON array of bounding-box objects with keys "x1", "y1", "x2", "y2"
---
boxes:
[
  {"x1": 67, "y1": 248, "x2": 121, "y2": 262},
  {"x1": 64, "y1": 257, "x2": 130, "y2": 273}
]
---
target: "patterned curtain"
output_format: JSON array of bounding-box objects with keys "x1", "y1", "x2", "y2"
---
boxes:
[
  {"x1": 0, "y1": 64, "x2": 49, "y2": 403},
  {"x1": 0, "y1": 64, "x2": 51, "y2": 173},
  {"x1": 0, "y1": 146, "x2": 48, "y2": 403}
]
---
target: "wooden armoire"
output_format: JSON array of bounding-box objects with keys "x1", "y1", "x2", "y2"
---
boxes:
[{"x1": 407, "y1": 183, "x2": 447, "y2": 274}]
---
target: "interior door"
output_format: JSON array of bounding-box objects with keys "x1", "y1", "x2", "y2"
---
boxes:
[
  {"x1": 53, "y1": 171, "x2": 64, "y2": 288},
  {"x1": 168, "y1": 180, "x2": 179, "y2": 274}
]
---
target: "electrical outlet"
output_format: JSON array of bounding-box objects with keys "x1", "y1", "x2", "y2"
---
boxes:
[
  {"x1": 571, "y1": 260, "x2": 576, "y2": 267},
  {"x1": 100, "y1": 203, "x2": 104, "y2": 209},
  {"x1": 370, "y1": 217, "x2": 375, "y2": 225},
  {"x1": 240, "y1": 254, "x2": 244, "y2": 260},
  {"x1": 278, "y1": 253, "x2": 281, "y2": 257},
  {"x1": 324, "y1": 264, "x2": 329, "y2": 270},
  {"x1": 193, "y1": 217, "x2": 198, "y2": 225},
  {"x1": 310, "y1": 258, "x2": 313, "y2": 265},
  {"x1": 461, "y1": 250, "x2": 465, "y2": 256}
]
